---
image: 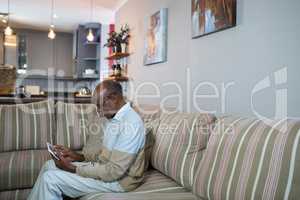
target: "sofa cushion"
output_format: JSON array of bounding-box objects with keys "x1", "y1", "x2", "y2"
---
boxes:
[
  {"x1": 0, "y1": 150, "x2": 50, "y2": 191},
  {"x1": 0, "y1": 100, "x2": 55, "y2": 152},
  {"x1": 80, "y1": 193, "x2": 197, "y2": 200},
  {"x1": 193, "y1": 116, "x2": 300, "y2": 200},
  {"x1": 134, "y1": 169, "x2": 189, "y2": 193},
  {"x1": 133, "y1": 104, "x2": 161, "y2": 125},
  {"x1": 55, "y1": 102, "x2": 101, "y2": 150},
  {"x1": 0, "y1": 189, "x2": 31, "y2": 200},
  {"x1": 133, "y1": 104, "x2": 162, "y2": 171},
  {"x1": 151, "y1": 113, "x2": 215, "y2": 190},
  {"x1": 80, "y1": 169, "x2": 192, "y2": 200}
]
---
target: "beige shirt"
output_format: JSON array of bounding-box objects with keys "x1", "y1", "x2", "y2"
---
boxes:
[{"x1": 77, "y1": 103, "x2": 146, "y2": 191}]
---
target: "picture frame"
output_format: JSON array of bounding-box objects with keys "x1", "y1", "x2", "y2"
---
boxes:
[
  {"x1": 191, "y1": 0, "x2": 236, "y2": 38},
  {"x1": 144, "y1": 8, "x2": 168, "y2": 65}
]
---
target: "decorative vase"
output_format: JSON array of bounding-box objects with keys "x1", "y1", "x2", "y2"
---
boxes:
[
  {"x1": 112, "y1": 46, "x2": 117, "y2": 53},
  {"x1": 116, "y1": 43, "x2": 122, "y2": 53},
  {"x1": 115, "y1": 64, "x2": 122, "y2": 77},
  {"x1": 111, "y1": 64, "x2": 116, "y2": 76},
  {"x1": 121, "y1": 43, "x2": 127, "y2": 53}
]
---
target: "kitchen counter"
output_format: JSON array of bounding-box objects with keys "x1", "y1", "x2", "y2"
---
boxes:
[{"x1": 0, "y1": 95, "x2": 92, "y2": 104}]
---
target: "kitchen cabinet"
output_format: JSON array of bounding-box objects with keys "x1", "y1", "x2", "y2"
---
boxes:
[
  {"x1": 73, "y1": 23, "x2": 101, "y2": 80},
  {"x1": 4, "y1": 29, "x2": 74, "y2": 77}
]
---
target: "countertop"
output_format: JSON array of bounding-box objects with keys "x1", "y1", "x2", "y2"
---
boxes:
[{"x1": 0, "y1": 95, "x2": 92, "y2": 104}]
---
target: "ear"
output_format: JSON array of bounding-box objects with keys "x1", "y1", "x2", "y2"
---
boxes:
[{"x1": 107, "y1": 93, "x2": 118, "y2": 101}]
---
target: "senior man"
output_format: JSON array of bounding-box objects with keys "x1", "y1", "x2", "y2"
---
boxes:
[{"x1": 28, "y1": 80, "x2": 146, "y2": 200}]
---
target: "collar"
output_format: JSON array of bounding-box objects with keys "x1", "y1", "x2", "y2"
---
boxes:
[{"x1": 112, "y1": 102, "x2": 131, "y2": 121}]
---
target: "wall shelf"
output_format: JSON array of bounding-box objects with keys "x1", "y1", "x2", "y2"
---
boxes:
[
  {"x1": 83, "y1": 58, "x2": 100, "y2": 61},
  {"x1": 106, "y1": 75, "x2": 129, "y2": 82},
  {"x1": 84, "y1": 42, "x2": 100, "y2": 45},
  {"x1": 106, "y1": 52, "x2": 130, "y2": 60},
  {"x1": 18, "y1": 75, "x2": 74, "y2": 80}
]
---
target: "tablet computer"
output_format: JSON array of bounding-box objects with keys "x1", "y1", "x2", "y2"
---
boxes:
[{"x1": 47, "y1": 142, "x2": 60, "y2": 160}]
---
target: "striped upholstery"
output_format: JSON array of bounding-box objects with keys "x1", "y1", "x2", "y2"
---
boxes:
[
  {"x1": 151, "y1": 113, "x2": 215, "y2": 190},
  {"x1": 129, "y1": 104, "x2": 162, "y2": 172},
  {"x1": 80, "y1": 193, "x2": 197, "y2": 200},
  {"x1": 80, "y1": 169, "x2": 194, "y2": 200},
  {"x1": 133, "y1": 104, "x2": 161, "y2": 124},
  {"x1": 133, "y1": 104, "x2": 162, "y2": 136},
  {"x1": 0, "y1": 100, "x2": 55, "y2": 152},
  {"x1": 193, "y1": 116, "x2": 300, "y2": 200},
  {"x1": 55, "y1": 102, "x2": 101, "y2": 150},
  {"x1": 134, "y1": 169, "x2": 189, "y2": 193},
  {"x1": 0, "y1": 150, "x2": 50, "y2": 191},
  {"x1": 0, "y1": 189, "x2": 31, "y2": 200}
]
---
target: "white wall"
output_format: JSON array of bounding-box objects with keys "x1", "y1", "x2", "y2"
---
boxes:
[{"x1": 116, "y1": 0, "x2": 300, "y2": 118}]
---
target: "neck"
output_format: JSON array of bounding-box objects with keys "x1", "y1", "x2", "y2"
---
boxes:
[
  {"x1": 116, "y1": 99, "x2": 126, "y2": 111},
  {"x1": 109, "y1": 99, "x2": 126, "y2": 119}
]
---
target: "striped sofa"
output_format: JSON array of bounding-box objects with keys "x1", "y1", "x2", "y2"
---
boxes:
[{"x1": 0, "y1": 100, "x2": 300, "y2": 200}]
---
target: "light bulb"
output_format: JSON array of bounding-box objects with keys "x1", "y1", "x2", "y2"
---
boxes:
[
  {"x1": 86, "y1": 28, "x2": 94, "y2": 42},
  {"x1": 4, "y1": 26, "x2": 13, "y2": 36},
  {"x1": 48, "y1": 28, "x2": 56, "y2": 39},
  {"x1": 2, "y1": 19, "x2": 7, "y2": 23}
]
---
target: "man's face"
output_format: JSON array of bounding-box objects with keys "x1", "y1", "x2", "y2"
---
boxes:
[{"x1": 94, "y1": 86, "x2": 118, "y2": 119}]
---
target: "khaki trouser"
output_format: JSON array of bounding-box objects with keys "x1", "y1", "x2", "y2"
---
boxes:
[{"x1": 27, "y1": 160, "x2": 124, "y2": 200}]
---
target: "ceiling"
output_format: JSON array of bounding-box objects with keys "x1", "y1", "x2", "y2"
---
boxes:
[{"x1": 0, "y1": 0, "x2": 128, "y2": 32}]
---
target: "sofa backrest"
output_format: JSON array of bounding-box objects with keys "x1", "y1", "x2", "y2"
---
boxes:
[
  {"x1": 132, "y1": 104, "x2": 162, "y2": 172},
  {"x1": 55, "y1": 101, "x2": 101, "y2": 150},
  {"x1": 150, "y1": 112, "x2": 216, "y2": 190},
  {"x1": 0, "y1": 100, "x2": 55, "y2": 152},
  {"x1": 193, "y1": 116, "x2": 300, "y2": 200},
  {"x1": 133, "y1": 104, "x2": 161, "y2": 124}
]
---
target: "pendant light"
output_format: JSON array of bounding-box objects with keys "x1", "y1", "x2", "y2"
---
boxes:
[
  {"x1": 4, "y1": 26, "x2": 13, "y2": 36},
  {"x1": 48, "y1": 28, "x2": 56, "y2": 39},
  {"x1": 87, "y1": 28, "x2": 94, "y2": 42},
  {"x1": 86, "y1": 0, "x2": 94, "y2": 42},
  {"x1": 48, "y1": 0, "x2": 56, "y2": 40},
  {"x1": 4, "y1": 0, "x2": 13, "y2": 36}
]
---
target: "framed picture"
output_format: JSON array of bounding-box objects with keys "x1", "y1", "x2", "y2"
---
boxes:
[
  {"x1": 144, "y1": 8, "x2": 168, "y2": 65},
  {"x1": 191, "y1": 0, "x2": 236, "y2": 38}
]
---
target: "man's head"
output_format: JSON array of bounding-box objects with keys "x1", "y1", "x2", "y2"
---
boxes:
[{"x1": 93, "y1": 80, "x2": 125, "y2": 119}]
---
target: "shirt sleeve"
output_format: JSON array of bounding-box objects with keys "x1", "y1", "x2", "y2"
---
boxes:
[
  {"x1": 82, "y1": 135, "x2": 103, "y2": 162},
  {"x1": 82, "y1": 117, "x2": 106, "y2": 162},
  {"x1": 76, "y1": 122, "x2": 145, "y2": 182}
]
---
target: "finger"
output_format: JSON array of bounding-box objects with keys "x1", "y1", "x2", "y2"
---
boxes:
[
  {"x1": 50, "y1": 153, "x2": 59, "y2": 161},
  {"x1": 60, "y1": 155, "x2": 71, "y2": 165},
  {"x1": 53, "y1": 144, "x2": 63, "y2": 148},
  {"x1": 61, "y1": 149, "x2": 70, "y2": 155},
  {"x1": 54, "y1": 144, "x2": 64, "y2": 148},
  {"x1": 58, "y1": 153, "x2": 65, "y2": 161},
  {"x1": 53, "y1": 145, "x2": 65, "y2": 151}
]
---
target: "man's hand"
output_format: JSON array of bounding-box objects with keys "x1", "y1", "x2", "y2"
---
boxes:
[
  {"x1": 53, "y1": 145, "x2": 85, "y2": 162},
  {"x1": 52, "y1": 154, "x2": 77, "y2": 173}
]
